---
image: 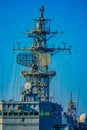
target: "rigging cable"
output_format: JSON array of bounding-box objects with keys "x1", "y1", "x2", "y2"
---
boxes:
[
  {"x1": 1, "y1": 62, "x2": 4, "y2": 100},
  {"x1": 8, "y1": 60, "x2": 16, "y2": 100}
]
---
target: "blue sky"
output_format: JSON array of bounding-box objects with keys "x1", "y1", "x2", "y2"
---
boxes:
[{"x1": 0, "y1": 0, "x2": 87, "y2": 115}]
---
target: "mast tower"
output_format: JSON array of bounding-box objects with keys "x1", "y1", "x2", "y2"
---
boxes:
[{"x1": 14, "y1": 5, "x2": 71, "y2": 103}]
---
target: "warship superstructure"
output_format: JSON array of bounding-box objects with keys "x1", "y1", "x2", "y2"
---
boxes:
[{"x1": 0, "y1": 5, "x2": 87, "y2": 130}]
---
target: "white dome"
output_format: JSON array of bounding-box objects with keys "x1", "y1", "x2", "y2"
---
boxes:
[
  {"x1": 25, "y1": 82, "x2": 31, "y2": 90},
  {"x1": 79, "y1": 113, "x2": 87, "y2": 123}
]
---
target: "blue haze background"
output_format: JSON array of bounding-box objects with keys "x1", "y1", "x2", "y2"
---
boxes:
[{"x1": 0, "y1": 0, "x2": 87, "y2": 115}]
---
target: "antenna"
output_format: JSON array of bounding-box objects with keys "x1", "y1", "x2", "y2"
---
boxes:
[
  {"x1": 62, "y1": 41, "x2": 66, "y2": 49},
  {"x1": 77, "y1": 81, "x2": 81, "y2": 116}
]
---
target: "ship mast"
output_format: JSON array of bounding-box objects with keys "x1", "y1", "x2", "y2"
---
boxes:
[{"x1": 14, "y1": 5, "x2": 71, "y2": 103}]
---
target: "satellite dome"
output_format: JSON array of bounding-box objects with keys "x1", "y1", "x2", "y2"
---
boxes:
[
  {"x1": 25, "y1": 82, "x2": 31, "y2": 90},
  {"x1": 79, "y1": 113, "x2": 87, "y2": 123}
]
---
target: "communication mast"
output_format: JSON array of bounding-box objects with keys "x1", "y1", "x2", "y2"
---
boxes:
[{"x1": 14, "y1": 5, "x2": 71, "y2": 103}]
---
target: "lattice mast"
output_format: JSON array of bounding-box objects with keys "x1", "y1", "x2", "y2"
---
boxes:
[{"x1": 14, "y1": 6, "x2": 71, "y2": 102}]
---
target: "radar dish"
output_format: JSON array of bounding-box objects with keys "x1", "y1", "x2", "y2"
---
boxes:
[
  {"x1": 79, "y1": 113, "x2": 87, "y2": 123},
  {"x1": 38, "y1": 53, "x2": 51, "y2": 67},
  {"x1": 25, "y1": 82, "x2": 31, "y2": 90}
]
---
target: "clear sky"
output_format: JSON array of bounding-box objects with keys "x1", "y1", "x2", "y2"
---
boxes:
[{"x1": 0, "y1": 0, "x2": 87, "y2": 115}]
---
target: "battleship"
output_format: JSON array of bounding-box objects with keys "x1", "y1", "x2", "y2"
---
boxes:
[{"x1": 0, "y1": 5, "x2": 87, "y2": 130}]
